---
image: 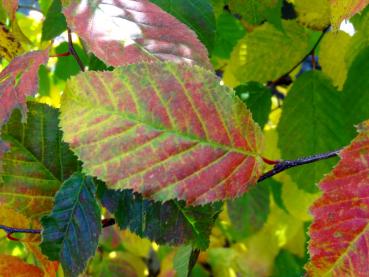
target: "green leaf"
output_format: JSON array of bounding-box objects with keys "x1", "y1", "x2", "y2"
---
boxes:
[
  {"x1": 37, "y1": 64, "x2": 51, "y2": 97},
  {"x1": 228, "y1": 0, "x2": 283, "y2": 29},
  {"x1": 343, "y1": 46, "x2": 369, "y2": 138},
  {"x1": 293, "y1": 0, "x2": 330, "y2": 30},
  {"x1": 150, "y1": 0, "x2": 216, "y2": 52},
  {"x1": 60, "y1": 62, "x2": 264, "y2": 205},
  {"x1": 211, "y1": 11, "x2": 246, "y2": 59},
  {"x1": 40, "y1": 173, "x2": 101, "y2": 277},
  {"x1": 227, "y1": 181, "x2": 270, "y2": 240},
  {"x1": 41, "y1": 0, "x2": 67, "y2": 41},
  {"x1": 229, "y1": 20, "x2": 310, "y2": 83},
  {"x1": 277, "y1": 71, "x2": 348, "y2": 192},
  {"x1": 53, "y1": 42, "x2": 88, "y2": 82},
  {"x1": 0, "y1": 102, "x2": 79, "y2": 221},
  {"x1": 173, "y1": 245, "x2": 199, "y2": 277},
  {"x1": 97, "y1": 183, "x2": 222, "y2": 250},
  {"x1": 235, "y1": 82, "x2": 271, "y2": 129},
  {"x1": 319, "y1": 31, "x2": 351, "y2": 89},
  {"x1": 267, "y1": 178, "x2": 289, "y2": 214}
]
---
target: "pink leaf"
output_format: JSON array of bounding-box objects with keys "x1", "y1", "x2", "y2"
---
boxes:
[
  {"x1": 62, "y1": 0, "x2": 212, "y2": 69},
  {"x1": 308, "y1": 120, "x2": 369, "y2": 276}
]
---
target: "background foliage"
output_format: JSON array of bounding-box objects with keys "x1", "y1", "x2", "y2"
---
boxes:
[{"x1": 0, "y1": 0, "x2": 369, "y2": 276}]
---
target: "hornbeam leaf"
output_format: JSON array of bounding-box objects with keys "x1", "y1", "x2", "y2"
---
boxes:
[
  {"x1": 229, "y1": 20, "x2": 310, "y2": 84},
  {"x1": 0, "y1": 102, "x2": 79, "y2": 224},
  {"x1": 277, "y1": 71, "x2": 348, "y2": 192},
  {"x1": 62, "y1": 0, "x2": 212, "y2": 69},
  {"x1": 308, "y1": 120, "x2": 369, "y2": 276},
  {"x1": 97, "y1": 183, "x2": 221, "y2": 249},
  {"x1": 60, "y1": 62, "x2": 264, "y2": 205},
  {"x1": 330, "y1": 0, "x2": 369, "y2": 30},
  {"x1": 40, "y1": 173, "x2": 101, "y2": 277}
]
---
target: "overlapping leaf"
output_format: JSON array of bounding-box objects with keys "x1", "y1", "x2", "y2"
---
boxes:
[
  {"x1": 1, "y1": 0, "x2": 18, "y2": 20},
  {"x1": 343, "y1": 46, "x2": 369, "y2": 139},
  {"x1": 62, "y1": 0, "x2": 211, "y2": 69},
  {"x1": 0, "y1": 49, "x2": 49, "y2": 166},
  {"x1": 41, "y1": 0, "x2": 67, "y2": 41},
  {"x1": 150, "y1": 0, "x2": 216, "y2": 51},
  {"x1": 98, "y1": 184, "x2": 221, "y2": 249},
  {"x1": 319, "y1": 31, "x2": 351, "y2": 89},
  {"x1": 40, "y1": 173, "x2": 101, "y2": 277},
  {"x1": 60, "y1": 62, "x2": 264, "y2": 205},
  {"x1": 0, "y1": 102, "x2": 79, "y2": 224},
  {"x1": 277, "y1": 71, "x2": 348, "y2": 192},
  {"x1": 293, "y1": 0, "x2": 330, "y2": 30},
  {"x1": 229, "y1": 20, "x2": 310, "y2": 84},
  {"x1": 308, "y1": 120, "x2": 369, "y2": 276}
]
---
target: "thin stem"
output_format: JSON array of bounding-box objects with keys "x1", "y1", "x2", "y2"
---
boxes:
[
  {"x1": 0, "y1": 218, "x2": 116, "y2": 240},
  {"x1": 67, "y1": 28, "x2": 85, "y2": 72},
  {"x1": 49, "y1": 51, "x2": 71, "y2": 58},
  {"x1": 258, "y1": 148, "x2": 341, "y2": 182},
  {"x1": 273, "y1": 25, "x2": 330, "y2": 82}
]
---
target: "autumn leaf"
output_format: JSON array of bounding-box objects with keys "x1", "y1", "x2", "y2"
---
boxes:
[
  {"x1": 0, "y1": 49, "x2": 49, "y2": 166},
  {"x1": 1, "y1": 0, "x2": 18, "y2": 20},
  {"x1": 308, "y1": 120, "x2": 369, "y2": 276},
  {"x1": 0, "y1": 254, "x2": 43, "y2": 277},
  {"x1": 60, "y1": 62, "x2": 264, "y2": 205},
  {"x1": 0, "y1": 103, "x2": 79, "y2": 226},
  {"x1": 62, "y1": 0, "x2": 212, "y2": 69}
]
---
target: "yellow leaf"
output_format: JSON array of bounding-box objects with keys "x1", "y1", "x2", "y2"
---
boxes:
[
  {"x1": 120, "y1": 230, "x2": 151, "y2": 258},
  {"x1": 0, "y1": 254, "x2": 43, "y2": 277},
  {"x1": 294, "y1": 0, "x2": 330, "y2": 30},
  {"x1": 25, "y1": 243, "x2": 58, "y2": 277},
  {"x1": 0, "y1": 23, "x2": 23, "y2": 61},
  {"x1": 330, "y1": 0, "x2": 369, "y2": 30},
  {"x1": 319, "y1": 31, "x2": 351, "y2": 89}
]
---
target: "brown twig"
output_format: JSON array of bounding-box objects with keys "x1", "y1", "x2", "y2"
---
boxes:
[{"x1": 67, "y1": 28, "x2": 85, "y2": 72}]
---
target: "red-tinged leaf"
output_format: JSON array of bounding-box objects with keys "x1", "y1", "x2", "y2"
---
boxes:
[
  {"x1": 330, "y1": 0, "x2": 369, "y2": 29},
  {"x1": 60, "y1": 62, "x2": 264, "y2": 205},
  {"x1": 0, "y1": 49, "x2": 49, "y2": 128},
  {"x1": 62, "y1": 0, "x2": 212, "y2": 69},
  {"x1": 308, "y1": 120, "x2": 369, "y2": 276},
  {"x1": 0, "y1": 254, "x2": 43, "y2": 277}
]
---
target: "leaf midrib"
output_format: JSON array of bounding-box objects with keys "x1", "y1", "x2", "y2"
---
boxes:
[{"x1": 64, "y1": 92, "x2": 259, "y2": 158}]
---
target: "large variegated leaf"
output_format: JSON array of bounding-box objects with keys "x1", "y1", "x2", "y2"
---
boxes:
[
  {"x1": 60, "y1": 62, "x2": 264, "y2": 205},
  {"x1": 40, "y1": 173, "x2": 101, "y2": 277},
  {"x1": 308, "y1": 120, "x2": 369, "y2": 276},
  {"x1": 62, "y1": 0, "x2": 211, "y2": 69},
  {"x1": 0, "y1": 102, "x2": 79, "y2": 226}
]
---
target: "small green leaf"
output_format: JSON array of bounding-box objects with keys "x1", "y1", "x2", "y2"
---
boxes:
[
  {"x1": 227, "y1": 181, "x2": 270, "y2": 240},
  {"x1": 41, "y1": 0, "x2": 67, "y2": 41},
  {"x1": 173, "y1": 245, "x2": 199, "y2": 277},
  {"x1": 211, "y1": 11, "x2": 246, "y2": 59},
  {"x1": 97, "y1": 183, "x2": 222, "y2": 250},
  {"x1": 235, "y1": 82, "x2": 272, "y2": 129},
  {"x1": 40, "y1": 173, "x2": 101, "y2": 277},
  {"x1": 271, "y1": 249, "x2": 305, "y2": 277}
]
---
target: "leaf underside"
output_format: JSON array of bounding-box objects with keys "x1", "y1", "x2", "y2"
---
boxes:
[
  {"x1": 40, "y1": 173, "x2": 101, "y2": 277},
  {"x1": 308, "y1": 120, "x2": 369, "y2": 276},
  {"x1": 62, "y1": 0, "x2": 212, "y2": 69},
  {"x1": 60, "y1": 62, "x2": 264, "y2": 205}
]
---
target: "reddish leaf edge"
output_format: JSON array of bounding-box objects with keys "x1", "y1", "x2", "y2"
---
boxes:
[{"x1": 307, "y1": 120, "x2": 369, "y2": 276}]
